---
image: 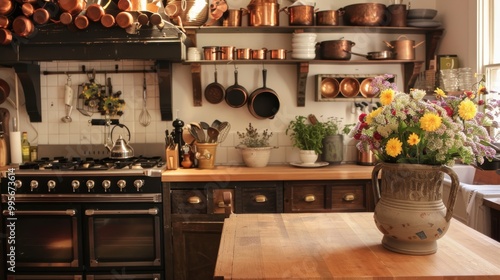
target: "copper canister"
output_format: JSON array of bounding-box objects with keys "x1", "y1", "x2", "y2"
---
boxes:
[
  {"x1": 246, "y1": 3, "x2": 279, "y2": 26},
  {"x1": 251, "y1": 48, "x2": 267, "y2": 60},
  {"x1": 235, "y1": 48, "x2": 251, "y2": 60},
  {"x1": 203, "y1": 46, "x2": 221, "y2": 60},
  {"x1": 220, "y1": 46, "x2": 235, "y2": 60},
  {"x1": 269, "y1": 49, "x2": 287, "y2": 60}
]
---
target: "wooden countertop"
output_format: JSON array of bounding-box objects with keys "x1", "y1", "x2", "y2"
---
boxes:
[
  {"x1": 162, "y1": 164, "x2": 375, "y2": 182},
  {"x1": 214, "y1": 213, "x2": 500, "y2": 280}
]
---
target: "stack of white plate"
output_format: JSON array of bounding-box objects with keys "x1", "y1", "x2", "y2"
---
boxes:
[
  {"x1": 407, "y1": 9, "x2": 441, "y2": 28},
  {"x1": 291, "y1": 33, "x2": 317, "y2": 60}
]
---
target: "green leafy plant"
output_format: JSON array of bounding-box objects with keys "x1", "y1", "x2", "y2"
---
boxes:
[
  {"x1": 237, "y1": 123, "x2": 273, "y2": 148},
  {"x1": 286, "y1": 115, "x2": 327, "y2": 154}
]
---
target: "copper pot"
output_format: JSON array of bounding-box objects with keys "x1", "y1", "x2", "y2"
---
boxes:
[
  {"x1": 220, "y1": 46, "x2": 235, "y2": 60},
  {"x1": 100, "y1": 13, "x2": 115, "y2": 27},
  {"x1": 74, "y1": 14, "x2": 89, "y2": 29},
  {"x1": 281, "y1": 5, "x2": 314, "y2": 26},
  {"x1": 21, "y1": 3, "x2": 34, "y2": 17},
  {"x1": 318, "y1": 40, "x2": 355, "y2": 60},
  {"x1": 251, "y1": 48, "x2": 267, "y2": 60},
  {"x1": 316, "y1": 10, "x2": 344, "y2": 26},
  {"x1": 115, "y1": 11, "x2": 133, "y2": 28},
  {"x1": 245, "y1": 3, "x2": 279, "y2": 26},
  {"x1": 235, "y1": 48, "x2": 251, "y2": 60},
  {"x1": 33, "y1": 8, "x2": 50, "y2": 24},
  {"x1": 0, "y1": 15, "x2": 9, "y2": 28},
  {"x1": 269, "y1": 49, "x2": 287, "y2": 60},
  {"x1": 12, "y1": 16, "x2": 35, "y2": 37},
  {"x1": 58, "y1": 0, "x2": 86, "y2": 15},
  {"x1": 0, "y1": 28, "x2": 12, "y2": 45},
  {"x1": 86, "y1": 4, "x2": 105, "y2": 22},
  {"x1": 0, "y1": 0, "x2": 14, "y2": 16},
  {"x1": 59, "y1": 12, "x2": 73, "y2": 25},
  {"x1": 342, "y1": 3, "x2": 389, "y2": 26},
  {"x1": 222, "y1": 8, "x2": 243, "y2": 27},
  {"x1": 203, "y1": 46, "x2": 220, "y2": 60}
]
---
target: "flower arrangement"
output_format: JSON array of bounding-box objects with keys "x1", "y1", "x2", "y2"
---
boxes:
[
  {"x1": 237, "y1": 123, "x2": 273, "y2": 148},
  {"x1": 350, "y1": 74, "x2": 497, "y2": 166},
  {"x1": 80, "y1": 83, "x2": 125, "y2": 116}
]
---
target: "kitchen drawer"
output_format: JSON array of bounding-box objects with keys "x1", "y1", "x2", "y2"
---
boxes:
[
  {"x1": 235, "y1": 182, "x2": 284, "y2": 213},
  {"x1": 171, "y1": 189, "x2": 208, "y2": 214},
  {"x1": 284, "y1": 180, "x2": 373, "y2": 213}
]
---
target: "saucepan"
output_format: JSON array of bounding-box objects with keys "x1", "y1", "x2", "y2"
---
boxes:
[
  {"x1": 345, "y1": 50, "x2": 395, "y2": 60},
  {"x1": 248, "y1": 69, "x2": 280, "y2": 119}
]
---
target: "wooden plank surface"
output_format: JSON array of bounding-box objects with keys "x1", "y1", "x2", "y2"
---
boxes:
[
  {"x1": 162, "y1": 164, "x2": 375, "y2": 182},
  {"x1": 214, "y1": 213, "x2": 500, "y2": 279}
]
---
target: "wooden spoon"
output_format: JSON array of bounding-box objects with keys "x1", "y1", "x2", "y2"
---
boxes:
[{"x1": 207, "y1": 127, "x2": 219, "y2": 143}]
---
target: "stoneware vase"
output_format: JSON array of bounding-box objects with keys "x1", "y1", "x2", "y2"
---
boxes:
[
  {"x1": 371, "y1": 162, "x2": 460, "y2": 255},
  {"x1": 195, "y1": 143, "x2": 217, "y2": 169},
  {"x1": 237, "y1": 146, "x2": 276, "y2": 168},
  {"x1": 299, "y1": 150, "x2": 318, "y2": 164},
  {"x1": 321, "y1": 134, "x2": 343, "y2": 164}
]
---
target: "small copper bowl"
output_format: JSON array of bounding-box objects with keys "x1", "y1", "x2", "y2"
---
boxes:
[{"x1": 340, "y1": 77, "x2": 360, "y2": 97}]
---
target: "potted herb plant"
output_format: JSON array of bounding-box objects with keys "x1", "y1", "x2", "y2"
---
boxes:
[
  {"x1": 286, "y1": 115, "x2": 328, "y2": 164},
  {"x1": 236, "y1": 123, "x2": 276, "y2": 167}
]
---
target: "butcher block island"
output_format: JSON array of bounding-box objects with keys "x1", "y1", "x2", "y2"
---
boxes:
[
  {"x1": 214, "y1": 213, "x2": 500, "y2": 280},
  {"x1": 162, "y1": 164, "x2": 378, "y2": 280}
]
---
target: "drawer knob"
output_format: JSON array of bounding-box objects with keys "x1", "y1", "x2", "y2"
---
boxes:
[
  {"x1": 188, "y1": 196, "x2": 201, "y2": 204},
  {"x1": 304, "y1": 194, "x2": 316, "y2": 202},
  {"x1": 254, "y1": 194, "x2": 267, "y2": 203},
  {"x1": 343, "y1": 193, "x2": 356, "y2": 202}
]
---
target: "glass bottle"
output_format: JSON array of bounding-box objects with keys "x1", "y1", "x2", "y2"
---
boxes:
[{"x1": 21, "y1": 132, "x2": 30, "y2": 163}]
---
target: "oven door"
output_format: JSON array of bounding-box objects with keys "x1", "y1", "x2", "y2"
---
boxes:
[
  {"x1": 1, "y1": 204, "x2": 82, "y2": 270},
  {"x1": 84, "y1": 203, "x2": 163, "y2": 269}
]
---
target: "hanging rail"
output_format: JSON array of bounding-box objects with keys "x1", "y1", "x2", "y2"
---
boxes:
[{"x1": 42, "y1": 65, "x2": 157, "y2": 75}]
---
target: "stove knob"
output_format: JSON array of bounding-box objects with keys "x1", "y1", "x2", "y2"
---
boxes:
[
  {"x1": 102, "y1": 180, "x2": 111, "y2": 192},
  {"x1": 117, "y1": 180, "x2": 126, "y2": 192},
  {"x1": 86, "y1": 180, "x2": 95, "y2": 192},
  {"x1": 47, "y1": 180, "x2": 56, "y2": 192},
  {"x1": 71, "y1": 180, "x2": 80, "y2": 192},
  {"x1": 133, "y1": 179, "x2": 144, "y2": 192},
  {"x1": 14, "y1": 180, "x2": 22, "y2": 189},
  {"x1": 30, "y1": 180, "x2": 38, "y2": 192}
]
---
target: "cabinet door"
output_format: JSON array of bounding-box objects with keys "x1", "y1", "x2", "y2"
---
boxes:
[{"x1": 172, "y1": 220, "x2": 223, "y2": 280}]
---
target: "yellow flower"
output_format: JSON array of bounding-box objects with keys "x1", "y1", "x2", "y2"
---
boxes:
[
  {"x1": 419, "y1": 113, "x2": 442, "y2": 132},
  {"x1": 407, "y1": 133, "x2": 420, "y2": 146},
  {"x1": 434, "y1": 87, "x2": 447, "y2": 99},
  {"x1": 458, "y1": 99, "x2": 477, "y2": 120},
  {"x1": 380, "y1": 89, "x2": 395, "y2": 105},
  {"x1": 365, "y1": 107, "x2": 383, "y2": 125},
  {"x1": 386, "y1": 138, "x2": 403, "y2": 157}
]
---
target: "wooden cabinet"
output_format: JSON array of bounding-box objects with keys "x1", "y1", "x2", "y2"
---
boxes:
[
  {"x1": 165, "y1": 181, "x2": 283, "y2": 280},
  {"x1": 284, "y1": 180, "x2": 374, "y2": 213},
  {"x1": 483, "y1": 198, "x2": 500, "y2": 242}
]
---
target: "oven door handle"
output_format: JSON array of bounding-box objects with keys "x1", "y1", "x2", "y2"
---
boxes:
[
  {"x1": 2, "y1": 209, "x2": 76, "y2": 216},
  {"x1": 85, "y1": 208, "x2": 159, "y2": 216}
]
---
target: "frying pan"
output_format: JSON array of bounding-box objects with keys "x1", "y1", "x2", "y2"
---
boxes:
[
  {"x1": 225, "y1": 69, "x2": 248, "y2": 108},
  {"x1": 0, "y1": 78, "x2": 10, "y2": 105},
  {"x1": 204, "y1": 69, "x2": 225, "y2": 104},
  {"x1": 345, "y1": 50, "x2": 395, "y2": 60},
  {"x1": 248, "y1": 69, "x2": 280, "y2": 119}
]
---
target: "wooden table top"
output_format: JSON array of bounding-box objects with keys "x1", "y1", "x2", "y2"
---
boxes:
[
  {"x1": 214, "y1": 213, "x2": 500, "y2": 280},
  {"x1": 162, "y1": 164, "x2": 375, "y2": 182}
]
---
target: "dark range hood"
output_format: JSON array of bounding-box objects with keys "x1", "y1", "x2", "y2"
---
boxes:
[{"x1": 0, "y1": 20, "x2": 190, "y2": 122}]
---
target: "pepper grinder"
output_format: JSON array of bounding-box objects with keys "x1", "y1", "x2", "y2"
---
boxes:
[{"x1": 172, "y1": 118, "x2": 184, "y2": 166}]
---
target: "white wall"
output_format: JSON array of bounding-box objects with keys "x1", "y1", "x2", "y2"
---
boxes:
[{"x1": 2, "y1": 0, "x2": 450, "y2": 166}]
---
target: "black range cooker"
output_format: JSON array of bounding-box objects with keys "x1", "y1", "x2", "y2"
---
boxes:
[{"x1": 0, "y1": 146, "x2": 166, "y2": 280}]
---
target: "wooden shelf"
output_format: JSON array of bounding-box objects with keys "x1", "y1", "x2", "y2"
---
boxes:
[{"x1": 185, "y1": 26, "x2": 442, "y2": 107}]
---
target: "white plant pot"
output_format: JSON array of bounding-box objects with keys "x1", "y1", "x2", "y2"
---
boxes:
[
  {"x1": 299, "y1": 150, "x2": 318, "y2": 164},
  {"x1": 238, "y1": 146, "x2": 274, "y2": 167}
]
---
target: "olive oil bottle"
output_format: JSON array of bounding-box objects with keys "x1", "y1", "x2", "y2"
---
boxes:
[{"x1": 21, "y1": 132, "x2": 30, "y2": 163}]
